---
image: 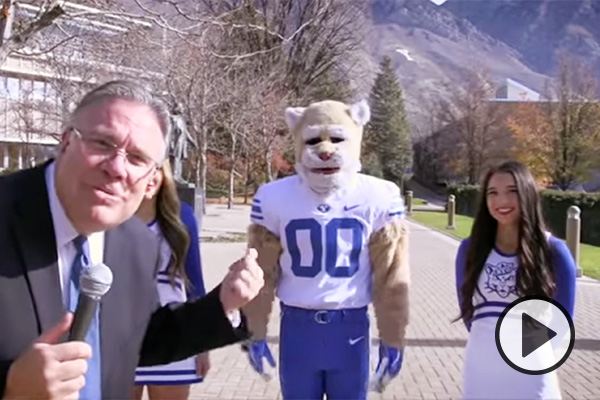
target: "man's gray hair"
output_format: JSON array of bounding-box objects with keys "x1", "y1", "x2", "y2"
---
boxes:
[{"x1": 71, "y1": 80, "x2": 172, "y2": 155}]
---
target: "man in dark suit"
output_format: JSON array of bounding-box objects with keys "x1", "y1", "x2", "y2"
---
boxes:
[{"x1": 0, "y1": 80, "x2": 264, "y2": 399}]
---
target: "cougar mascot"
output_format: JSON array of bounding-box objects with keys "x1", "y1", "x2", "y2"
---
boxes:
[{"x1": 242, "y1": 99, "x2": 410, "y2": 400}]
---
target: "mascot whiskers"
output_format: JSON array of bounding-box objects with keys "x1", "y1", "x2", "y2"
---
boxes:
[{"x1": 241, "y1": 99, "x2": 410, "y2": 400}]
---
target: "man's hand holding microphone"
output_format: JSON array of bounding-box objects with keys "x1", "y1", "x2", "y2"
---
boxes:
[
  {"x1": 3, "y1": 249, "x2": 264, "y2": 400},
  {"x1": 4, "y1": 262, "x2": 112, "y2": 400},
  {"x1": 4, "y1": 313, "x2": 91, "y2": 400}
]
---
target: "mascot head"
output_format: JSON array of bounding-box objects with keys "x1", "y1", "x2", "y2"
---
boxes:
[{"x1": 285, "y1": 99, "x2": 370, "y2": 195}]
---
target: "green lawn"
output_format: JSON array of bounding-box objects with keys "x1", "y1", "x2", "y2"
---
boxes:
[
  {"x1": 409, "y1": 210, "x2": 600, "y2": 280},
  {"x1": 579, "y1": 243, "x2": 600, "y2": 281},
  {"x1": 410, "y1": 210, "x2": 473, "y2": 240}
]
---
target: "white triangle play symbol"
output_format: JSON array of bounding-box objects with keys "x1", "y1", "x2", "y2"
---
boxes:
[{"x1": 522, "y1": 313, "x2": 557, "y2": 358}]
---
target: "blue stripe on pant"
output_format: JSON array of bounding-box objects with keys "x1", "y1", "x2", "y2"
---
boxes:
[{"x1": 279, "y1": 303, "x2": 370, "y2": 400}]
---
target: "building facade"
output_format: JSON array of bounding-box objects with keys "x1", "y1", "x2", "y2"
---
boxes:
[{"x1": 0, "y1": 1, "x2": 157, "y2": 174}]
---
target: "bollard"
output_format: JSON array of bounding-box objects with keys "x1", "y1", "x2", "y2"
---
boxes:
[
  {"x1": 406, "y1": 190, "x2": 413, "y2": 215},
  {"x1": 447, "y1": 194, "x2": 456, "y2": 230},
  {"x1": 565, "y1": 205, "x2": 583, "y2": 277}
]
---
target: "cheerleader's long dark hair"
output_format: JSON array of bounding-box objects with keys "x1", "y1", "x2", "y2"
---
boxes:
[
  {"x1": 457, "y1": 161, "x2": 555, "y2": 324},
  {"x1": 155, "y1": 161, "x2": 190, "y2": 288}
]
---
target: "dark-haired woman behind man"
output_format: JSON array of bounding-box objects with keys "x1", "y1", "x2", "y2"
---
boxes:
[
  {"x1": 133, "y1": 162, "x2": 210, "y2": 400},
  {"x1": 455, "y1": 160, "x2": 576, "y2": 399}
]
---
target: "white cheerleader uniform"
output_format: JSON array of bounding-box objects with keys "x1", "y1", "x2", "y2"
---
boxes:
[
  {"x1": 462, "y1": 247, "x2": 562, "y2": 400},
  {"x1": 134, "y1": 221, "x2": 203, "y2": 386}
]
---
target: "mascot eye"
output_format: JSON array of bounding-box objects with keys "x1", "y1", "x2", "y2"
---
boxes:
[
  {"x1": 331, "y1": 137, "x2": 344, "y2": 143},
  {"x1": 306, "y1": 138, "x2": 322, "y2": 145}
]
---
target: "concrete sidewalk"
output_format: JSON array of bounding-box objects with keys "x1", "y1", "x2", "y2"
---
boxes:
[{"x1": 189, "y1": 204, "x2": 600, "y2": 400}]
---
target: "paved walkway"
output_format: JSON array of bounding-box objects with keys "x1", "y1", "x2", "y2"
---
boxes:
[{"x1": 189, "y1": 204, "x2": 600, "y2": 400}]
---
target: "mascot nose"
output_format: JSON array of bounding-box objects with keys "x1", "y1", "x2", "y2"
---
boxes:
[{"x1": 318, "y1": 152, "x2": 332, "y2": 161}]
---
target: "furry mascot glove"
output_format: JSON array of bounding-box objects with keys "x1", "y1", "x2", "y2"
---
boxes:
[
  {"x1": 241, "y1": 339, "x2": 276, "y2": 380},
  {"x1": 370, "y1": 341, "x2": 405, "y2": 393}
]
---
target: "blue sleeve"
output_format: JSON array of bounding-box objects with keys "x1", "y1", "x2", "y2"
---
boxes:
[
  {"x1": 455, "y1": 238, "x2": 471, "y2": 331},
  {"x1": 180, "y1": 202, "x2": 207, "y2": 300},
  {"x1": 549, "y1": 236, "x2": 576, "y2": 319},
  {"x1": 250, "y1": 184, "x2": 279, "y2": 236}
]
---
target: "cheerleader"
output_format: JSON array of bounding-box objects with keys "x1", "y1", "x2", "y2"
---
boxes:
[
  {"x1": 455, "y1": 161, "x2": 576, "y2": 400},
  {"x1": 133, "y1": 161, "x2": 210, "y2": 400}
]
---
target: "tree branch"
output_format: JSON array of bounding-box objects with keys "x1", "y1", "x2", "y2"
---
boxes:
[
  {"x1": 14, "y1": 34, "x2": 77, "y2": 57},
  {"x1": 0, "y1": 3, "x2": 64, "y2": 66}
]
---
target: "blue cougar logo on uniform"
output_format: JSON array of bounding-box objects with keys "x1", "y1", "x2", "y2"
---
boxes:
[{"x1": 484, "y1": 262, "x2": 517, "y2": 298}]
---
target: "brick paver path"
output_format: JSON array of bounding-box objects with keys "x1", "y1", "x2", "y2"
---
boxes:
[{"x1": 188, "y1": 204, "x2": 600, "y2": 400}]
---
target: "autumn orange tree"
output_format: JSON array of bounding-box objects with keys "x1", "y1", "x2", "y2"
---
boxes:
[
  {"x1": 507, "y1": 56, "x2": 600, "y2": 190},
  {"x1": 506, "y1": 102, "x2": 554, "y2": 183}
]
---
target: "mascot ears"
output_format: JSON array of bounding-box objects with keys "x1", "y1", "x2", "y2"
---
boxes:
[
  {"x1": 350, "y1": 99, "x2": 371, "y2": 126},
  {"x1": 284, "y1": 107, "x2": 306, "y2": 131},
  {"x1": 284, "y1": 99, "x2": 371, "y2": 132}
]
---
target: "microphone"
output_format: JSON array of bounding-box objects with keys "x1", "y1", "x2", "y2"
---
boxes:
[{"x1": 69, "y1": 262, "x2": 113, "y2": 341}]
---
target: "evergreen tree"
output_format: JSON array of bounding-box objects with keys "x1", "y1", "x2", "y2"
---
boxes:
[{"x1": 365, "y1": 56, "x2": 412, "y2": 186}]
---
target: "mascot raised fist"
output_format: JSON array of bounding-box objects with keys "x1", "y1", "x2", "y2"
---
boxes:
[{"x1": 242, "y1": 99, "x2": 410, "y2": 400}]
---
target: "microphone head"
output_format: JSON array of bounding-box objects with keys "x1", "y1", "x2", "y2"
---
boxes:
[{"x1": 80, "y1": 263, "x2": 113, "y2": 299}]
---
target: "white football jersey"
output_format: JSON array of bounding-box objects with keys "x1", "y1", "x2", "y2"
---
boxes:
[{"x1": 251, "y1": 173, "x2": 405, "y2": 310}]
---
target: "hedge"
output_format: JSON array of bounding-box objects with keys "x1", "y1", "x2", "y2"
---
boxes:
[
  {"x1": 205, "y1": 185, "x2": 247, "y2": 199},
  {"x1": 447, "y1": 185, "x2": 600, "y2": 246}
]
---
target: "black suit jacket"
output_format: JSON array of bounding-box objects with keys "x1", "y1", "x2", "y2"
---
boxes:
[{"x1": 0, "y1": 163, "x2": 250, "y2": 398}]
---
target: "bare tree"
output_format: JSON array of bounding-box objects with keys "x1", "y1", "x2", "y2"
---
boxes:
[
  {"x1": 4, "y1": 0, "x2": 161, "y2": 164},
  {"x1": 0, "y1": 1, "x2": 159, "y2": 66},
  {"x1": 437, "y1": 67, "x2": 508, "y2": 184},
  {"x1": 412, "y1": 99, "x2": 446, "y2": 185},
  {"x1": 160, "y1": 33, "x2": 227, "y2": 214},
  {"x1": 197, "y1": 0, "x2": 367, "y2": 103},
  {"x1": 0, "y1": 0, "x2": 64, "y2": 66},
  {"x1": 210, "y1": 66, "x2": 266, "y2": 209},
  {"x1": 125, "y1": 0, "x2": 368, "y2": 210}
]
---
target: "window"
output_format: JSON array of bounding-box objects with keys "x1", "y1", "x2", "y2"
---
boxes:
[
  {"x1": 6, "y1": 78, "x2": 19, "y2": 100},
  {"x1": 33, "y1": 81, "x2": 46, "y2": 101},
  {"x1": 19, "y1": 79, "x2": 33, "y2": 100}
]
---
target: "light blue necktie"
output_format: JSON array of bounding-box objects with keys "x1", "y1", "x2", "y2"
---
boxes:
[{"x1": 69, "y1": 236, "x2": 102, "y2": 400}]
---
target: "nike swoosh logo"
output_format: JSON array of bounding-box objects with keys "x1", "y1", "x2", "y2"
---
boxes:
[
  {"x1": 349, "y1": 336, "x2": 364, "y2": 345},
  {"x1": 344, "y1": 205, "x2": 360, "y2": 211}
]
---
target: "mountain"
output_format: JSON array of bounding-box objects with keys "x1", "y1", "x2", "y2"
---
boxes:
[
  {"x1": 445, "y1": 0, "x2": 600, "y2": 77},
  {"x1": 363, "y1": 0, "x2": 600, "y2": 128}
]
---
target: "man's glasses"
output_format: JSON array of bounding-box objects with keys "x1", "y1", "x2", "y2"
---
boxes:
[{"x1": 69, "y1": 127, "x2": 162, "y2": 177}]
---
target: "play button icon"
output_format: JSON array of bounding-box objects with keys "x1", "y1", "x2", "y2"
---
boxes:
[
  {"x1": 522, "y1": 313, "x2": 557, "y2": 357},
  {"x1": 495, "y1": 296, "x2": 575, "y2": 375}
]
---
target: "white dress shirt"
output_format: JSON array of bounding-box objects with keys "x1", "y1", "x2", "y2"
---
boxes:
[{"x1": 45, "y1": 162, "x2": 104, "y2": 309}]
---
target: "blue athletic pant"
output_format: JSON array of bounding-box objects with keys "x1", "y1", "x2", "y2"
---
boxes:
[{"x1": 278, "y1": 303, "x2": 370, "y2": 400}]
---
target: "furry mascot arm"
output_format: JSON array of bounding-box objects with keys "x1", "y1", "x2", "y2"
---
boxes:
[
  {"x1": 370, "y1": 219, "x2": 410, "y2": 348},
  {"x1": 369, "y1": 218, "x2": 409, "y2": 392},
  {"x1": 240, "y1": 223, "x2": 282, "y2": 378}
]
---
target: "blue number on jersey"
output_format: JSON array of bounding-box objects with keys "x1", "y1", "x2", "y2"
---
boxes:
[
  {"x1": 285, "y1": 217, "x2": 364, "y2": 278},
  {"x1": 286, "y1": 219, "x2": 322, "y2": 277}
]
